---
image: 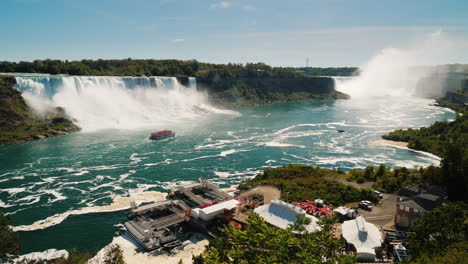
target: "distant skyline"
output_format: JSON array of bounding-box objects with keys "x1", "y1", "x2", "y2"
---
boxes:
[{"x1": 1, "y1": 0, "x2": 468, "y2": 66}]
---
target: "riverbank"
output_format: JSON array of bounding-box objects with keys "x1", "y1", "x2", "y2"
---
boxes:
[
  {"x1": 90, "y1": 233, "x2": 209, "y2": 264},
  {"x1": 370, "y1": 139, "x2": 408, "y2": 148}
]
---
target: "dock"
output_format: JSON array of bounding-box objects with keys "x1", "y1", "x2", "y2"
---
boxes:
[{"x1": 124, "y1": 177, "x2": 234, "y2": 251}]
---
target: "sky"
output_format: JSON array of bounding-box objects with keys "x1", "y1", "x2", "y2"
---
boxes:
[{"x1": 1, "y1": 0, "x2": 468, "y2": 66}]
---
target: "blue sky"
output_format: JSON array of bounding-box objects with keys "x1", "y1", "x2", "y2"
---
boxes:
[{"x1": 1, "y1": 0, "x2": 468, "y2": 66}]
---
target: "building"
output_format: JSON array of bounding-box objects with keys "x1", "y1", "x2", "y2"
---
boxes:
[
  {"x1": 190, "y1": 199, "x2": 240, "y2": 229},
  {"x1": 395, "y1": 184, "x2": 447, "y2": 228},
  {"x1": 254, "y1": 199, "x2": 321, "y2": 233},
  {"x1": 342, "y1": 216, "x2": 383, "y2": 262}
]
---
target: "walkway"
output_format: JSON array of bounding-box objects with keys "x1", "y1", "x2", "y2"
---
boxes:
[{"x1": 239, "y1": 185, "x2": 281, "y2": 204}]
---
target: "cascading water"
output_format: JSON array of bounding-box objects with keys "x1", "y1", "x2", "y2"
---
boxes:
[{"x1": 14, "y1": 75, "x2": 223, "y2": 131}]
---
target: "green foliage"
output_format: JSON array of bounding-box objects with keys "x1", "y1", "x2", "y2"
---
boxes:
[
  {"x1": 372, "y1": 166, "x2": 425, "y2": 193},
  {"x1": 408, "y1": 241, "x2": 468, "y2": 264},
  {"x1": 0, "y1": 76, "x2": 79, "y2": 145},
  {"x1": 0, "y1": 59, "x2": 201, "y2": 77},
  {"x1": 194, "y1": 213, "x2": 356, "y2": 264},
  {"x1": 0, "y1": 209, "x2": 20, "y2": 262},
  {"x1": 382, "y1": 107, "x2": 468, "y2": 201},
  {"x1": 292, "y1": 67, "x2": 359, "y2": 77},
  {"x1": 382, "y1": 111, "x2": 468, "y2": 158},
  {"x1": 239, "y1": 164, "x2": 379, "y2": 205},
  {"x1": 405, "y1": 202, "x2": 468, "y2": 263}
]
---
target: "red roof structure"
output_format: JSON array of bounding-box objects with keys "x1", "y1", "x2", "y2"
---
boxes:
[{"x1": 151, "y1": 130, "x2": 174, "y2": 135}]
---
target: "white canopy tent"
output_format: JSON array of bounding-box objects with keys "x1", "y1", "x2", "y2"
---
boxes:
[
  {"x1": 342, "y1": 216, "x2": 382, "y2": 262},
  {"x1": 254, "y1": 200, "x2": 321, "y2": 233}
]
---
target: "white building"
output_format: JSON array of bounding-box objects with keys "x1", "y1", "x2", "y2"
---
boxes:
[
  {"x1": 342, "y1": 216, "x2": 382, "y2": 262},
  {"x1": 191, "y1": 199, "x2": 240, "y2": 221},
  {"x1": 254, "y1": 199, "x2": 321, "y2": 233}
]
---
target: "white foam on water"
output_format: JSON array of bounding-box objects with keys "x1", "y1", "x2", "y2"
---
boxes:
[
  {"x1": 72, "y1": 170, "x2": 89, "y2": 176},
  {"x1": 2, "y1": 187, "x2": 27, "y2": 195},
  {"x1": 16, "y1": 195, "x2": 42, "y2": 206},
  {"x1": 11, "y1": 191, "x2": 167, "y2": 231}
]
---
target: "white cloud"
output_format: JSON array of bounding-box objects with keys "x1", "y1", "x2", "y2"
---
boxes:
[
  {"x1": 172, "y1": 38, "x2": 185, "y2": 43},
  {"x1": 210, "y1": 1, "x2": 233, "y2": 9}
]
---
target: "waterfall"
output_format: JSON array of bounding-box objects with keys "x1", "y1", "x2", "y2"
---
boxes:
[{"x1": 14, "y1": 75, "x2": 216, "y2": 131}]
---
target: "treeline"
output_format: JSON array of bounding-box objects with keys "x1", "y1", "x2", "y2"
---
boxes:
[
  {"x1": 193, "y1": 213, "x2": 355, "y2": 264},
  {"x1": 239, "y1": 164, "x2": 379, "y2": 205},
  {"x1": 196, "y1": 62, "x2": 303, "y2": 81},
  {"x1": 382, "y1": 105, "x2": 467, "y2": 201},
  {"x1": 292, "y1": 67, "x2": 359, "y2": 76},
  {"x1": 382, "y1": 112, "x2": 467, "y2": 157},
  {"x1": 0, "y1": 59, "x2": 305, "y2": 79},
  {"x1": 405, "y1": 202, "x2": 467, "y2": 264},
  {"x1": 346, "y1": 164, "x2": 444, "y2": 194},
  {"x1": 0, "y1": 59, "x2": 200, "y2": 76}
]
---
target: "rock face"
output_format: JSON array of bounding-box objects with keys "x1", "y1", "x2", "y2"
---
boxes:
[
  {"x1": 0, "y1": 75, "x2": 80, "y2": 145},
  {"x1": 197, "y1": 76, "x2": 349, "y2": 107}
]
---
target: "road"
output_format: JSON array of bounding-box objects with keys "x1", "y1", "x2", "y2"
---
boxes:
[{"x1": 336, "y1": 178, "x2": 397, "y2": 228}]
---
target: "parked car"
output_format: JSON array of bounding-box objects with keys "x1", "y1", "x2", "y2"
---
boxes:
[
  {"x1": 374, "y1": 190, "x2": 383, "y2": 199},
  {"x1": 359, "y1": 200, "x2": 373, "y2": 211}
]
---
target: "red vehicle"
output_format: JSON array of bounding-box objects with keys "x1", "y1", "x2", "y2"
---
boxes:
[{"x1": 149, "y1": 130, "x2": 175, "y2": 140}]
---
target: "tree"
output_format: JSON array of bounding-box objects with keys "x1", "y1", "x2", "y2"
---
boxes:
[
  {"x1": 363, "y1": 166, "x2": 375, "y2": 181},
  {"x1": 374, "y1": 164, "x2": 386, "y2": 178},
  {"x1": 102, "y1": 244, "x2": 125, "y2": 264},
  {"x1": 405, "y1": 202, "x2": 467, "y2": 259},
  {"x1": 0, "y1": 209, "x2": 20, "y2": 262},
  {"x1": 194, "y1": 213, "x2": 356, "y2": 264}
]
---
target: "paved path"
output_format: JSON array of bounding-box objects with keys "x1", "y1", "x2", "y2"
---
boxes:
[{"x1": 239, "y1": 185, "x2": 281, "y2": 204}]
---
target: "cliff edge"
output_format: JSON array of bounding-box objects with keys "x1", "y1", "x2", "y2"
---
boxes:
[
  {"x1": 0, "y1": 75, "x2": 79, "y2": 145},
  {"x1": 196, "y1": 76, "x2": 349, "y2": 107}
]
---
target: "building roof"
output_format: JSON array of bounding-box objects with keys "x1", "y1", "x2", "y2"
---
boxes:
[
  {"x1": 398, "y1": 184, "x2": 447, "y2": 212},
  {"x1": 254, "y1": 200, "x2": 321, "y2": 233},
  {"x1": 399, "y1": 198, "x2": 427, "y2": 212},
  {"x1": 342, "y1": 216, "x2": 382, "y2": 256},
  {"x1": 398, "y1": 184, "x2": 446, "y2": 198},
  {"x1": 200, "y1": 199, "x2": 239, "y2": 214}
]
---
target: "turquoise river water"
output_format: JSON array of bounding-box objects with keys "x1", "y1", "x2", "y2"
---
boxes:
[{"x1": 0, "y1": 76, "x2": 455, "y2": 254}]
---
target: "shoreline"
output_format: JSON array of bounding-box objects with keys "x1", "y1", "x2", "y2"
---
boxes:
[
  {"x1": 89, "y1": 232, "x2": 209, "y2": 264},
  {"x1": 370, "y1": 139, "x2": 442, "y2": 161},
  {"x1": 370, "y1": 139, "x2": 408, "y2": 148}
]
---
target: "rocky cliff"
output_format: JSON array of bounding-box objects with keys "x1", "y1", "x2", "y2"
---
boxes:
[
  {"x1": 196, "y1": 76, "x2": 349, "y2": 107},
  {"x1": 0, "y1": 75, "x2": 79, "y2": 145}
]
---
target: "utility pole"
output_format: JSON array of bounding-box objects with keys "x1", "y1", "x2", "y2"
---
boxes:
[{"x1": 306, "y1": 57, "x2": 309, "y2": 68}]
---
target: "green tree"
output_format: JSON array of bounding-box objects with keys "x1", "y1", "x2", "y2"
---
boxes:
[
  {"x1": 405, "y1": 202, "x2": 467, "y2": 259},
  {"x1": 0, "y1": 209, "x2": 20, "y2": 262},
  {"x1": 195, "y1": 213, "x2": 355, "y2": 264}
]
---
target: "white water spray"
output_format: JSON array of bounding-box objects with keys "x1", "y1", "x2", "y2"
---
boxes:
[
  {"x1": 336, "y1": 32, "x2": 455, "y2": 98},
  {"x1": 15, "y1": 75, "x2": 231, "y2": 131}
]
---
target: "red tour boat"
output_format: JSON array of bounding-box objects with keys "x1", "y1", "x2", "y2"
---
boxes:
[{"x1": 149, "y1": 130, "x2": 175, "y2": 140}]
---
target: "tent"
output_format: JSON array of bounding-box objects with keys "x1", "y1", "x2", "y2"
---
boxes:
[
  {"x1": 254, "y1": 200, "x2": 321, "y2": 233},
  {"x1": 342, "y1": 216, "x2": 382, "y2": 262}
]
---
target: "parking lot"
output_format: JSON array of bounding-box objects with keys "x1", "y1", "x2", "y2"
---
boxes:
[{"x1": 336, "y1": 178, "x2": 397, "y2": 228}]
